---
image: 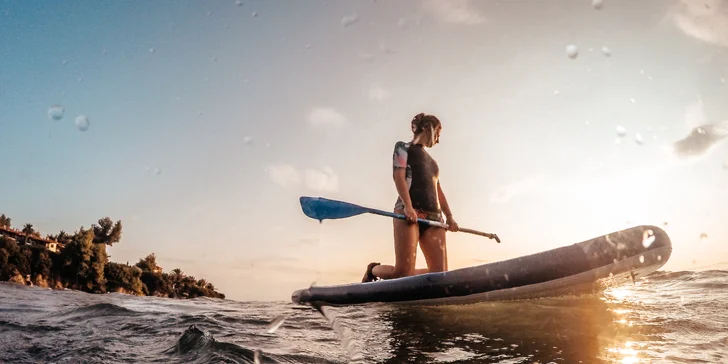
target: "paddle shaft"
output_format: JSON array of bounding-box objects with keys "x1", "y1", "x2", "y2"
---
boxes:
[{"x1": 364, "y1": 207, "x2": 500, "y2": 242}]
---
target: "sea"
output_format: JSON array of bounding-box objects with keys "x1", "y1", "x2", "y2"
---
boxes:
[{"x1": 1, "y1": 270, "x2": 726, "y2": 364}]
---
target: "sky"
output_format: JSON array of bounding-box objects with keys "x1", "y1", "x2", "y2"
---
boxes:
[{"x1": 1, "y1": 0, "x2": 727, "y2": 301}]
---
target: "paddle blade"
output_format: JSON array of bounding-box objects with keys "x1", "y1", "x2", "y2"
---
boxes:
[{"x1": 299, "y1": 196, "x2": 368, "y2": 221}]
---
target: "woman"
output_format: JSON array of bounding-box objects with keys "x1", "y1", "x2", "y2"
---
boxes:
[{"x1": 362, "y1": 113, "x2": 459, "y2": 282}]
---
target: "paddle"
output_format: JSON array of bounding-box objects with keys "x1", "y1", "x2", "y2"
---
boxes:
[{"x1": 299, "y1": 196, "x2": 501, "y2": 243}]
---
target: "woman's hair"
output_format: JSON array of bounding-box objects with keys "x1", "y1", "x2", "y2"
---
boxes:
[{"x1": 410, "y1": 113, "x2": 441, "y2": 135}]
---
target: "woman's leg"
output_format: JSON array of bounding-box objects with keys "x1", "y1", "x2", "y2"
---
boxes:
[
  {"x1": 419, "y1": 226, "x2": 448, "y2": 273},
  {"x1": 370, "y1": 218, "x2": 419, "y2": 279}
]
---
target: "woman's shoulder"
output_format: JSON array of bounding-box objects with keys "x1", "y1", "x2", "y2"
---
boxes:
[{"x1": 393, "y1": 141, "x2": 411, "y2": 149}]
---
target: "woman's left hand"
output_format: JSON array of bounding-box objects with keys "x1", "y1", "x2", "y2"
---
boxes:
[{"x1": 446, "y1": 216, "x2": 459, "y2": 232}]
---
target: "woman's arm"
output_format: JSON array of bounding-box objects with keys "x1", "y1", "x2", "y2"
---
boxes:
[
  {"x1": 393, "y1": 169, "x2": 413, "y2": 208},
  {"x1": 438, "y1": 181, "x2": 458, "y2": 231},
  {"x1": 437, "y1": 181, "x2": 452, "y2": 218}
]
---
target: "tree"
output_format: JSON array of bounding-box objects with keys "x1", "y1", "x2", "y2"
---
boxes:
[
  {"x1": 0, "y1": 214, "x2": 11, "y2": 229},
  {"x1": 0, "y1": 238, "x2": 30, "y2": 280},
  {"x1": 30, "y1": 248, "x2": 52, "y2": 280},
  {"x1": 22, "y1": 223, "x2": 40, "y2": 239},
  {"x1": 92, "y1": 217, "x2": 122, "y2": 246},
  {"x1": 58, "y1": 229, "x2": 106, "y2": 292},
  {"x1": 105, "y1": 262, "x2": 143, "y2": 295},
  {"x1": 136, "y1": 253, "x2": 159, "y2": 273}
]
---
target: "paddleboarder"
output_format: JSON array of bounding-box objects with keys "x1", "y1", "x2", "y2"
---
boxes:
[{"x1": 362, "y1": 113, "x2": 459, "y2": 282}]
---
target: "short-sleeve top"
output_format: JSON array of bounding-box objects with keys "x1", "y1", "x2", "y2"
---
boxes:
[{"x1": 392, "y1": 141, "x2": 440, "y2": 213}]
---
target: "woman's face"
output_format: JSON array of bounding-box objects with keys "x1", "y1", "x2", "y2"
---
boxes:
[{"x1": 426, "y1": 124, "x2": 442, "y2": 147}]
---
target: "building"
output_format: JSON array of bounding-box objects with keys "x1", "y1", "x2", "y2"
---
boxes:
[{"x1": 0, "y1": 226, "x2": 64, "y2": 252}]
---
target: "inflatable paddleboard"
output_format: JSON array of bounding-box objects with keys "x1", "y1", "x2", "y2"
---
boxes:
[{"x1": 292, "y1": 225, "x2": 672, "y2": 306}]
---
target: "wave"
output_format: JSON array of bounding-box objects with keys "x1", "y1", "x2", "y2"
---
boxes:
[
  {"x1": 165, "y1": 325, "x2": 341, "y2": 364},
  {"x1": 647, "y1": 269, "x2": 728, "y2": 282},
  {"x1": 59, "y1": 303, "x2": 142, "y2": 319}
]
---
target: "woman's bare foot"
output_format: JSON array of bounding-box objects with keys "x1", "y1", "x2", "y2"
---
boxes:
[{"x1": 361, "y1": 262, "x2": 381, "y2": 283}]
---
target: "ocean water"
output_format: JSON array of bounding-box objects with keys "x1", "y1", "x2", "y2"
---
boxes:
[{"x1": 1, "y1": 270, "x2": 726, "y2": 364}]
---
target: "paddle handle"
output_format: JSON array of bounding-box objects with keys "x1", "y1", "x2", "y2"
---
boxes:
[{"x1": 365, "y1": 208, "x2": 501, "y2": 243}]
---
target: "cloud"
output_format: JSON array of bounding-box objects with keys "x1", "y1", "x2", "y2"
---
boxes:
[
  {"x1": 266, "y1": 164, "x2": 339, "y2": 192},
  {"x1": 422, "y1": 0, "x2": 486, "y2": 25},
  {"x1": 666, "y1": 99, "x2": 728, "y2": 158},
  {"x1": 670, "y1": 121, "x2": 728, "y2": 158},
  {"x1": 305, "y1": 167, "x2": 339, "y2": 192},
  {"x1": 490, "y1": 175, "x2": 547, "y2": 203},
  {"x1": 369, "y1": 87, "x2": 391, "y2": 101},
  {"x1": 670, "y1": 0, "x2": 728, "y2": 48},
  {"x1": 265, "y1": 164, "x2": 301, "y2": 189},
  {"x1": 307, "y1": 108, "x2": 346, "y2": 127}
]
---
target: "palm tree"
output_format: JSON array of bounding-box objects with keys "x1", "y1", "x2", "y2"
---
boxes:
[
  {"x1": 22, "y1": 223, "x2": 35, "y2": 235},
  {"x1": 0, "y1": 214, "x2": 11, "y2": 229},
  {"x1": 21, "y1": 223, "x2": 39, "y2": 244}
]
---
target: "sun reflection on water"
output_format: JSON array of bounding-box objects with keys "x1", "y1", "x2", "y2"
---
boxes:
[
  {"x1": 605, "y1": 286, "x2": 634, "y2": 301},
  {"x1": 607, "y1": 341, "x2": 641, "y2": 363}
]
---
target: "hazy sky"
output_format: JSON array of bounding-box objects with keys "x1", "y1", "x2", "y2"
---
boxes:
[{"x1": 1, "y1": 0, "x2": 727, "y2": 301}]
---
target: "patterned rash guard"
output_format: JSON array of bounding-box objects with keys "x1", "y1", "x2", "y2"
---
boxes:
[{"x1": 392, "y1": 141, "x2": 441, "y2": 217}]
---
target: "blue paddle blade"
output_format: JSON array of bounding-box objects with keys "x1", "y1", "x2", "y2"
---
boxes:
[{"x1": 299, "y1": 196, "x2": 367, "y2": 221}]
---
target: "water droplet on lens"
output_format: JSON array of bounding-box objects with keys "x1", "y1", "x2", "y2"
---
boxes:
[
  {"x1": 251, "y1": 11, "x2": 257, "y2": 17},
  {"x1": 602, "y1": 46, "x2": 611, "y2": 57},
  {"x1": 639, "y1": 255, "x2": 645, "y2": 263},
  {"x1": 341, "y1": 15, "x2": 359, "y2": 27},
  {"x1": 630, "y1": 98, "x2": 636, "y2": 104},
  {"x1": 635, "y1": 133, "x2": 644, "y2": 145},
  {"x1": 197, "y1": 111, "x2": 203, "y2": 116},
  {"x1": 642, "y1": 229, "x2": 655, "y2": 248},
  {"x1": 235, "y1": 0, "x2": 243, "y2": 6},
  {"x1": 75, "y1": 115, "x2": 90, "y2": 131},
  {"x1": 566, "y1": 44, "x2": 578, "y2": 59},
  {"x1": 305, "y1": 44, "x2": 312, "y2": 49},
  {"x1": 592, "y1": 0, "x2": 603, "y2": 9},
  {"x1": 553, "y1": 89, "x2": 560, "y2": 96},
  {"x1": 61, "y1": 59, "x2": 68, "y2": 65},
  {"x1": 721, "y1": 78, "x2": 726, "y2": 84},
  {"x1": 243, "y1": 136, "x2": 253, "y2": 145},
  {"x1": 149, "y1": 48, "x2": 155, "y2": 53},
  {"x1": 616, "y1": 125, "x2": 627, "y2": 137},
  {"x1": 47, "y1": 105, "x2": 64, "y2": 121}
]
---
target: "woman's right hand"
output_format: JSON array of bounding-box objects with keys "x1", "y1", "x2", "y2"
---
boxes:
[{"x1": 404, "y1": 205, "x2": 418, "y2": 224}]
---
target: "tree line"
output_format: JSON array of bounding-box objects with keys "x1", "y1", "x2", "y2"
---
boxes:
[{"x1": 0, "y1": 214, "x2": 224, "y2": 299}]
